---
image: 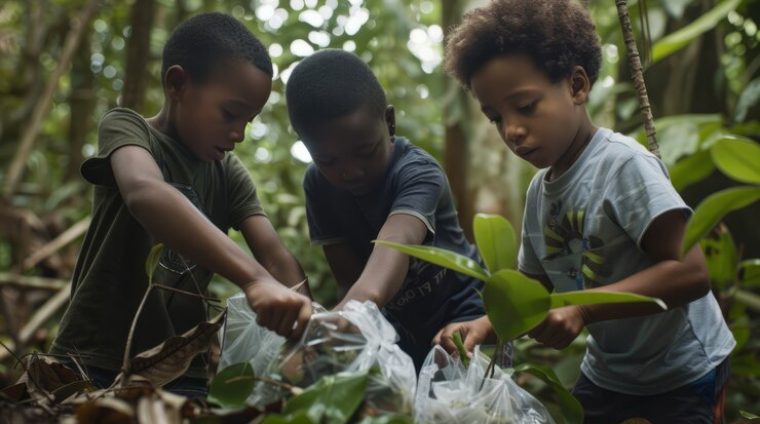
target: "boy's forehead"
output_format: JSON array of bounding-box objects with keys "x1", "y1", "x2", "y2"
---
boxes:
[
  {"x1": 203, "y1": 61, "x2": 272, "y2": 104},
  {"x1": 304, "y1": 108, "x2": 385, "y2": 152}
]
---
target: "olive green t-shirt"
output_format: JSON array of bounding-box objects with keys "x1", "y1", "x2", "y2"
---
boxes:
[{"x1": 51, "y1": 108, "x2": 265, "y2": 379}]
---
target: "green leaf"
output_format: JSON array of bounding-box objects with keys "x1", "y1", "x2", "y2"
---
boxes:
[
  {"x1": 741, "y1": 410, "x2": 760, "y2": 420},
  {"x1": 373, "y1": 240, "x2": 489, "y2": 281},
  {"x1": 550, "y1": 291, "x2": 666, "y2": 311},
  {"x1": 735, "y1": 77, "x2": 760, "y2": 122},
  {"x1": 144, "y1": 243, "x2": 163, "y2": 285},
  {"x1": 651, "y1": 0, "x2": 741, "y2": 64},
  {"x1": 701, "y1": 225, "x2": 738, "y2": 289},
  {"x1": 738, "y1": 259, "x2": 760, "y2": 288},
  {"x1": 355, "y1": 416, "x2": 414, "y2": 424},
  {"x1": 484, "y1": 270, "x2": 550, "y2": 341},
  {"x1": 262, "y1": 411, "x2": 315, "y2": 424},
  {"x1": 514, "y1": 363, "x2": 584, "y2": 424},
  {"x1": 669, "y1": 149, "x2": 714, "y2": 192},
  {"x1": 283, "y1": 372, "x2": 369, "y2": 424},
  {"x1": 710, "y1": 137, "x2": 760, "y2": 184},
  {"x1": 207, "y1": 362, "x2": 256, "y2": 409},
  {"x1": 734, "y1": 289, "x2": 760, "y2": 313},
  {"x1": 681, "y1": 187, "x2": 760, "y2": 256},
  {"x1": 473, "y1": 213, "x2": 517, "y2": 272}
]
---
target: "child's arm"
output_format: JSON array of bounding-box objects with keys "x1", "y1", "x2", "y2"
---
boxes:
[
  {"x1": 529, "y1": 210, "x2": 709, "y2": 349},
  {"x1": 323, "y1": 243, "x2": 364, "y2": 297},
  {"x1": 331, "y1": 214, "x2": 428, "y2": 310},
  {"x1": 111, "y1": 145, "x2": 312, "y2": 338},
  {"x1": 240, "y1": 215, "x2": 311, "y2": 298}
]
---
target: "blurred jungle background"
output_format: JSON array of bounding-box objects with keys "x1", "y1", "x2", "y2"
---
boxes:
[{"x1": 0, "y1": 0, "x2": 759, "y2": 421}]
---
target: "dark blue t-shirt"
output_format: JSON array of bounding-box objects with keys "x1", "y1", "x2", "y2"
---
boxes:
[{"x1": 303, "y1": 137, "x2": 484, "y2": 367}]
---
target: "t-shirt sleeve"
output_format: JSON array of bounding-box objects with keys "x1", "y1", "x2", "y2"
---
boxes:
[
  {"x1": 607, "y1": 153, "x2": 691, "y2": 247},
  {"x1": 303, "y1": 166, "x2": 345, "y2": 246},
  {"x1": 81, "y1": 108, "x2": 153, "y2": 187},
  {"x1": 518, "y1": 174, "x2": 544, "y2": 275},
  {"x1": 225, "y1": 154, "x2": 266, "y2": 230},
  {"x1": 388, "y1": 157, "x2": 445, "y2": 235}
]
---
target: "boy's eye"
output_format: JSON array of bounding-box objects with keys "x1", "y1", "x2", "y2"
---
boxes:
[
  {"x1": 517, "y1": 101, "x2": 537, "y2": 115},
  {"x1": 221, "y1": 109, "x2": 236, "y2": 122}
]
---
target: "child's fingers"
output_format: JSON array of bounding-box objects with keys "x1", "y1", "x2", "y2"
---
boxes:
[
  {"x1": 435, "y1": 325, "x2": 460, "y2": 354},
  {"x1": 291, "y1": 301, "x2": 312, "y2": 340},
  {"x1": 275, "y1": 307, "x2": 299, "y2": 339}
]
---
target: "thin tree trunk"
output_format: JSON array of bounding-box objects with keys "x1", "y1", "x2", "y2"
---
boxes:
[
  {"x1": 442, "y1": 0, "x2": 474, "y2": 240},
  {"x1": 121, "y1": 0, "x2": 155, "y2": 112},
  {"x1": 615, "y1": 0, "x2": 660, "y2": 158},
  {"x1": 66, "y1": 30, "x2": 95, "y2": 181},
  {"x1": 2, "y1": 0, "x2": 101, "y2": 200}
]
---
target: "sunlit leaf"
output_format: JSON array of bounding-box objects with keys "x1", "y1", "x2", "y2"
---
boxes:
[
  {"x1": 484, "y1": 270, "x2": 550, "y2": 341},
  {"x1": 473, "y1": 213, "x2": 517, "y2": 272},
  {"x1": 710, "y1": 137, "x2": 760, "y2": 184},
  {"x1": 550, "y1": 291, "x2": 666, "y2": 311},
  {"x1": 282, "y1": 372, "x2": 369, "y2": 424},
  {"x1": 651, "y1": 0, "x2": 741, "y2": 63},
  {"x1": 373, "y1": 240, "x2": 489, "y2": 281},
  {"x1": 740, "y1": 410, "x2": 760, "y2": 420},
  {"x1": 514, "y1": 363, "x2": 583, "y2": 424},
  {"x1": 669, "y1": 149, "x2": 714, "y2": 192},
  {"x1": 681, "y1": 187, "x2": 760, "y2": 256},
  {"x1": 145, "y1": 243, "x2": 163, "y2": 285},
  {"x1": 738, "y1": 259, "x2": 760, "y2": 288},
  {"x1": 208, "y1": 362, "x2": 256, "y2": 409}
]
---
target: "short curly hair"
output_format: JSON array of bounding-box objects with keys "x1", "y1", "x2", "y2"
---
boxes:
[
  {"x1": 162, "y1": 12, "x2": 272, "y2": 85},
  {"x1": 444, "y1": 0, "x2": 601, "y2": 88}
]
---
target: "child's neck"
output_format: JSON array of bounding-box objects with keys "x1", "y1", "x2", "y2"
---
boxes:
[
  {"x1": 146, "y1": 106, "x2": 179, "y2": 141},
  {"x1": 548, "y1": 119, "x2": 597, "y2": 181}
]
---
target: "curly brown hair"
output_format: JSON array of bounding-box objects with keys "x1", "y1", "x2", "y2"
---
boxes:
[{"x1": 444, "y1": 0, "x2": 601, "y2": 88}]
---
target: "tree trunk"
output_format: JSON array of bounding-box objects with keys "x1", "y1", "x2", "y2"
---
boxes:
[
  {"x1": 121, "y1": 0, "x2": 155, "y2": 112},
  {"x1": 66, "y1": 31, "x2": 95, "y2": 181}
]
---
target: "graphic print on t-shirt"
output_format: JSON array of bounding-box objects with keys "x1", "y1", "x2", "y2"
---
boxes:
[{"x1": 543, "y1": 200, "x2": 610, "y2": 289}]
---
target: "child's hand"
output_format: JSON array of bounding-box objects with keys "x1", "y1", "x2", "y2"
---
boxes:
[
  {"x1": 528, "y1": 306, "x2": 587, "y2": 349},
  {"x1": 244, "y1": 278, "x2": 313, "y2": 340},
  {"x1": 433, "y1": 315, "x2": 496, "y2": 356}
]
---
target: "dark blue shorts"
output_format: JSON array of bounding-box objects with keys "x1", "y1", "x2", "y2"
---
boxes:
[{"x1": 572, "y1": 358, "x2": 730, "y2": 424}]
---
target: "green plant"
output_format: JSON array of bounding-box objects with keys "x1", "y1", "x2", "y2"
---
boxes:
[{"x1": 375, "y1": 214, "x2": 665, "y2": 343}]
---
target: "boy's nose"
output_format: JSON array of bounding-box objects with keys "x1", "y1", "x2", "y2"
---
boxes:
[
  {"x1": 229, "y1": 125, "x2": 246, "y2": 143},
  {"x1": 339, "y1": 165, "x2": 365, "y2": 181},
  {"x1": 505, "y1": 123, "x2": 526, "y2": 145}
]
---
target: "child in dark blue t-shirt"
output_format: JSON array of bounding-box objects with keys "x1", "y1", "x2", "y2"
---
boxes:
[{"x1": 287, "y1": 49, "x2": 485, "y2": 368}]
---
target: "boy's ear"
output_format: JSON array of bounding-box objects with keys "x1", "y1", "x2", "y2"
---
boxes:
[
  {"x1": 164, "y1": 65, "x2": 188, "y2": 101},
  {"x1": 569, "y1": 66, "x2": 591, "y2": 105},
  {"x1": 385, "y1": 105, "x2": 396, "y2": 137}
]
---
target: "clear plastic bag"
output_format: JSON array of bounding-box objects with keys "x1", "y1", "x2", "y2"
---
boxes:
[
  {"x1": 218, "y1": 296, "x2": 416, "y2": 416},
  {"x1": 415, "y1": 345, "x2": 555, "y2": 424}
]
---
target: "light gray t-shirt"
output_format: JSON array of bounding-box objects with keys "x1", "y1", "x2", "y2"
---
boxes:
[{"x1": 518, "y1": 127, "x2": 735, "y2": 395}]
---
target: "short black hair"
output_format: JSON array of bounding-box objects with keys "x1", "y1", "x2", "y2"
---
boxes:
[
  {"x1": 285, "y1": 49, "x2": 387, "y2": 138},
  {"x1": 161, "y1": 12, "x2": 273, "y2": 85},
  {"x1": 445, "y1": 0, "x2": 601, "y2": 88}
]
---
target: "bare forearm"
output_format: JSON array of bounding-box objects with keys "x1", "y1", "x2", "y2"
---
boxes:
[
  {"x1": 262, "y1": 249, "x2": 310, "y2": 297},
  {"x1": 581, "y1": 247, "x2": 710, "y2": 323},
  {"x1": 125, "y1": 182, "x2": 270, "y2": 288},
  {"x1": 340, "y1": 249, "x2": 409, "y2": 307}
]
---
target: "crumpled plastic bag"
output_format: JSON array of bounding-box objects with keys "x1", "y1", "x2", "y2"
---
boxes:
[
  {"x1": 415, "y1": 345, "x2": 555, "y2": 424},
  {"x1": 218, "y1": 294, "x2": 416, "y2": 416}
]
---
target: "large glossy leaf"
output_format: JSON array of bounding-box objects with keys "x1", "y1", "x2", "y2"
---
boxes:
[
  {"x1": 483, "y1": 270, "x2": 550, "y2": 341},
  {"x1": 734, "y1": 289, "x2": 760, "y2": 313},
  {"x1": 473, "y1": 213, "x2": 517, "y2": 272},
  {"x1": 669, "y1": 149, "x2": 714, "y2": 192},
  {"x1": 651, "y1": 0, "x2": 741, "y2": 63},
  {"x1": 514, "y1": 363, "x2": 583, "y2": 424},
  {"x1": 710, "y1": 137, "x2": 760, "y2": 184},
  {"x1": 373, "y1": 240, "x2": 489, "y2": 281},
  {"x1": 208, "y1": 362, "x2": 256, "y2": 409},
  {"x1": 739, "y1": 259, "x2": 760, "y2": 288},
  {"x1": 701, "y1": 225, "x2": 738, "y2": 290},
  {"x1": 282, "y1": 372, "x2": 369, "y2": 424},
  {"x1": 681, "y1": 187, "x2": 760, "y2": 255},
  {"x1": 550, "y1": 291, "x2": 666, "y2": 311}
]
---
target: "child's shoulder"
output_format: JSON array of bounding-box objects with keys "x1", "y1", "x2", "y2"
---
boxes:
[{"x1": 99, "y1": 107, "x2": 150, "y2": 129}]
